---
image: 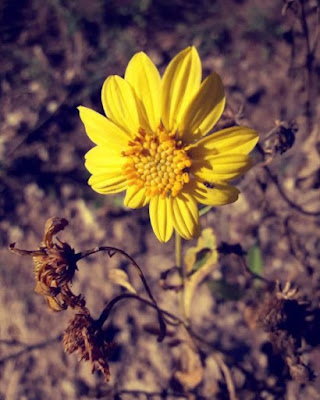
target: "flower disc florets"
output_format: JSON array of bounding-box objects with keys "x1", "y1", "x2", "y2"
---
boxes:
[{"x1": 122, "y1": 127, "x2": 191, "y2": 198}]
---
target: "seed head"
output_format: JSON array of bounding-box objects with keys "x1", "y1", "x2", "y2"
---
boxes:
[{"x1": 63, "y1": 310, "x2": 113, "y2": 381}]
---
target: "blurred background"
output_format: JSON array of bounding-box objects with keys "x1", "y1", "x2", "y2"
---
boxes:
[{"x1": 1, "y1": 0, "x2": 320, "y2": 399}]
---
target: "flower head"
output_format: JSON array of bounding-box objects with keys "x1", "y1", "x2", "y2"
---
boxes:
[
  {"x1": 10, "y1": 217, "x2": 85, "y2": 311},
  {"x1": 63, "y1": 310, "x2": 113, "y2": 381},
  {"x1": 79, "y1": 47, "x2": 259, "y2": 242}
]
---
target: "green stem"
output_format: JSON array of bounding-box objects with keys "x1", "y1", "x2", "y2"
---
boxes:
[
  {"x1": 175, "y1": 231, "x2": 188, "y2": 324},
  {"x1": 175, "y1": 230, "x2": 182, "y2": 268}
]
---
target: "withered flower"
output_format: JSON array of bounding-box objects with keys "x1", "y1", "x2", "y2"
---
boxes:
[
  {"x1": 63, "y1": 309, "x2": 113, "y2": 381},
  {"x1": 249, "y1": 281, "x2": 314, "y2": 383},
  {"x1": 9, "y1": 217, "x2": 85, "y2": 311}
]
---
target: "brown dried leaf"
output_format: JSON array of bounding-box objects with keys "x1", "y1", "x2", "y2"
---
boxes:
[
  {"x1": 173, "y1": 327, "x2": 204, "y2": 391},
  {"x1": 108, "y1": 269, "x2": 137, "y2": 294},
  {"x1": 174, "y1": 344, "x2": 203, "y2": 390}
]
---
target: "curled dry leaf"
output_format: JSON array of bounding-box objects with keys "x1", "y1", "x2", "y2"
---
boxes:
[
  {"x1": 183, "y1": 228, "x2": 218, "y2": 318},
  {"x1": 108, "y1": 268, "x2": 137, "y2": 294},
  {"x1": 174, "y1": 343, "x2": 204, "y2": 391},
  {"x1": 173, "y1": 326, "x2": 204, "y2": 391}
]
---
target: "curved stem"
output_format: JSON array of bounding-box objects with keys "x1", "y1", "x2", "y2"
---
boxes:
[
  {"x1": 96, "y1": 293, "x2": 222, "y2": 353},
  {"x1": 75, "y1": 246, "x2": 166, "y2": 341},
  {"x1": 97, "y1": 293, "x2": 180, "y2": 329},
  {"x1": 96, "y1": 293, "x2": 173, "y2": 341}
]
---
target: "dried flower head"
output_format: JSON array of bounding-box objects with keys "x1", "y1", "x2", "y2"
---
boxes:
[
  {"x1": 63, "y1": 310, "x2": 113, "y2": 381},
  {"x1": 10, "y1": 217, "x2": 85, "y2": 311},
  {"x1": 262, "y1": 120, "x2": 297, "y2": 162},
  {"x1": 247, "y1": 281, "x2": 314, "y2": 383}
]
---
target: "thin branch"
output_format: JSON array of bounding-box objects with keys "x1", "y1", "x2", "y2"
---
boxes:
[
  {"x1": 299, "y1": 0, "x2": 314, "y2": 129},
  {"x1": 0, "y1": 339, "x2": 28, "y2": 346},
  {"x1": 299, "y1": 0, "x2": 312, "y2": 56},
  {"x1": 237, "y1": 253, "x2": 270, "y2": 284},
  {"x1": 284, "y1": 217, "x2": 312, "y2": 268},
  {"x1": 283, "y1": 0, "x2": 318, "y2": 131},
  {"x1": 257, "y1": 143, "x2": 320, "y2": 216},
  {"x1": 0, "y1": 334, "x2": 62, "y2": 365},
  {"x1": 311, "y1": 5, "x2": 320, "y2": 54},
  {"x1": 115, "y1": 389, "x2": 206, "y2": 399},
  {"x1": 214, "y1": 353, "x2": 238, "y2": 400},
  {"x1": 264, "y1": 165, "x2": 320, "y2": 216}
]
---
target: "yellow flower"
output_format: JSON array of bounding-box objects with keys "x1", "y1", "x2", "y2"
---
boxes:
[{"x1": 78, "y1": 47, "x2": 258, "y2": 242}]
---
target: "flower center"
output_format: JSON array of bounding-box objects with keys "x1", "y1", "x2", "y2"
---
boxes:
[{"x1": 122, "y1": 127, "x2": 192, "y2": 198}]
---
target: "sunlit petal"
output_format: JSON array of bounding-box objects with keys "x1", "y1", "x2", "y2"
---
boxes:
[
  {"x1": 187, "y1": 180, "x2": 240, "y2": 206},
  {"x1": 101, "y1": 76, "x2": 141, "y2": 136},
  {"x1": 180, "y1": 72, "x2": 225, "y2": 142},
  {"x1": 88, "y1": 172, "x2": 127, "y2": 194},
  {"x1": 171, "y1": 193, "x2": 199, "y2": 240},
  {"x1": 124, "y1": 185, "x2": 150, "y2": 209},
  {"x1": 162, "y1": 47, "x2": 201, "y2": 132},
  {"x1": 192, "y1": 154, "x2": 253, "y2": 181},
  {"x1": 78, "y1": 106, "x2": 130, "y2": 145},
  {"x1": 190, "y1": 126, "x2": 259, "y2": 158},
  {"x1": 125, "y1": 52, "x2": 161, "y2": 131},
  {"x1": 85, "y1": 146, "x2": 125, "y2": 175},
  {"x1": 149, "y1": 196, "x2": 174, "y2": 242}
]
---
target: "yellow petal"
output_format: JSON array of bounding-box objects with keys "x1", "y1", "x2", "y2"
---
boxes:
[
  {"x1": 78, "y1": 106, "x2": 130, "y2": 145},
  {"x1": 101, "y1": 76, "x2": 141, "y2": 136},
  {"x1": 161, "y1": 47, "x2": 201, "y2": 132},
  {"x1": 125, "y1": 52, "x2": 161, "y2": 131},
  {"x1": 85, "y1": 146, "x2": 125, "y2": 174},
  {"x1": 149, "y1": 196, "x2": 173, "y2": 242},
  {"x1": 192, "y1": 154, "x2": 253, "y2": 181},
  {"x1": 188, "y1": 180, "x2": 240, "y2": 206},
  {"x1": 171, "y1": 193, "x2": 199, "y2": 240},
  {"x1": 190, "y1": 126, "x2": 259, "y2": 158},
  {"x1": 124, "y1": 185, "x2": 150, "y2": 209},
  {"x1": 88, "y1": 172, "x2": 127, "y2": 194},
  {"x1": 179, "y1": 72, "x2": 225, "y2": 142}
]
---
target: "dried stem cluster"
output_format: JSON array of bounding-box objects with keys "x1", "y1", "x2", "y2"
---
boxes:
[{"x1": 9, "y1": 217, "x2": 166, "y2": 381}]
